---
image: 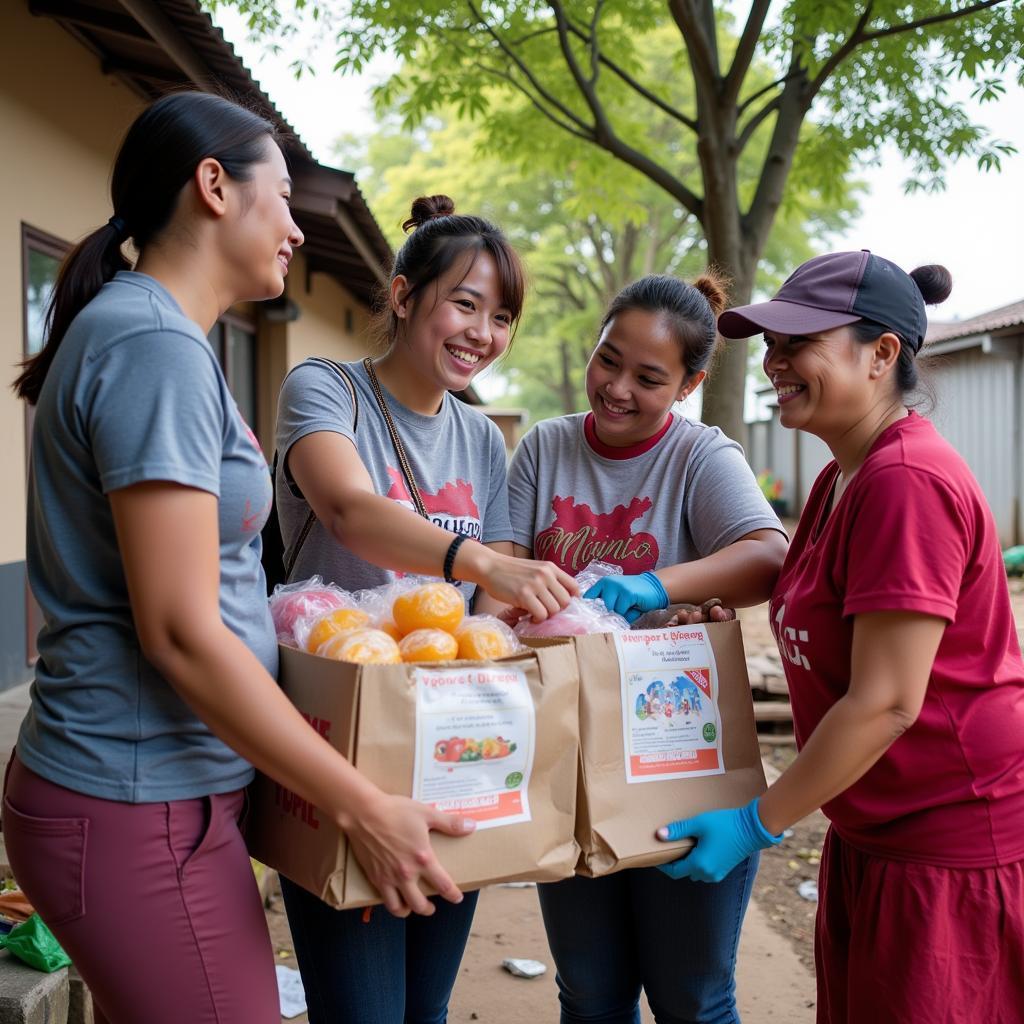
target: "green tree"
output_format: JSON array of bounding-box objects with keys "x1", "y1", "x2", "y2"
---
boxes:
[
  {"x1": 210, "y1": 0, "x2": 1021, "y2": 441},
  {"x1": 338, "y1": 84, "x2": 856, "y2": 422}
]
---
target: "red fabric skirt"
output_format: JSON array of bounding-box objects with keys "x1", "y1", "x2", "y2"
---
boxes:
[{"x1": 815, "y1": 827, "x2": 1024, "y2": 1024}]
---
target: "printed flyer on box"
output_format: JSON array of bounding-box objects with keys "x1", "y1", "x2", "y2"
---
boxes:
[
  {"x1": 412, "y1": 665, "x2": 536, "y2": 830},
  {"x1": 614, "y1": 627, "x2": 725, "y2": 784}
]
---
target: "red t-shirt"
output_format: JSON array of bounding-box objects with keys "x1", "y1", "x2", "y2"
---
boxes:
[{"x1": 771, "y1": 412, "x2": 1024, "y2": 867}]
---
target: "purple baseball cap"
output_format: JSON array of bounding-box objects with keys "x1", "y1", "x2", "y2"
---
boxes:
[{"x1": 718, "y1": 251, "x2": 928, "y2": 352}]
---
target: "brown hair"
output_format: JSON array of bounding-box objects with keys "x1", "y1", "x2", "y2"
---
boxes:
[
  {"x1": 599, "y1": 270, "x2": 730, "y2": 381},
  {"x1": 377, "y1": 194, "x2": 526, "y2": 348}
]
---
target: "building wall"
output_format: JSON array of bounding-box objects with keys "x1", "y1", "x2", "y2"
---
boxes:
[
  {"x1": 286, "y1": 253, "x2": 375, "y2": 368},
  {"x1": 0, "y1": 6, "x2": 145, "y2": 688}
]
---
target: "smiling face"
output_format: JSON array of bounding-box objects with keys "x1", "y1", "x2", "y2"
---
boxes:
[
  {"x1": 762, "y1": 325, "x2": 883, "y2": 439},
  {"x1": 221, "y1": 138, "x2": 304, "y2": 301},
  {"x1": 585, "y1": 308, "x2": 703, "y2": 447},
  {"x1": 394, "y1": 250, "x2": 513, "y2": 394}
]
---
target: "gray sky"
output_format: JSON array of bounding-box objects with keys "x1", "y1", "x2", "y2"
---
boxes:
[{"x1": 212, "y1": 7, "x2": 1024, "y2": 323}]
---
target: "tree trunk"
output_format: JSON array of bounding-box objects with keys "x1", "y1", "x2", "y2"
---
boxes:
[
  {"x1": 700, "y1": 232, "x2": 756, "y2": 447},
  {"x1": 559, "y1": 337, "x2": 577, "y2": 414}
]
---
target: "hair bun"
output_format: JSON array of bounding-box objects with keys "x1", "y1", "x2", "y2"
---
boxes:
[
  {"x1": 910, "y1": 264, "x2": 952, "y2": 306},
  {"x1": 693, "y1": 270, "x2": 729, "y2": 319},
  {"x1": 402, "y1": 195, "x2": 456, "y2": 233}
]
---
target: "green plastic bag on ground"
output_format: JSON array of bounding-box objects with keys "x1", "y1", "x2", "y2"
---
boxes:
[
  {"x1": 0, "y1": 914, "x2": 71, "y2": 972},
  {"x1": 1004, "y1": 546, "x2": 1024, "y2": 576}
]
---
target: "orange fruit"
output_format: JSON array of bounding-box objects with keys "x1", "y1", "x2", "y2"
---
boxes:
[
  {"x1": 399, "y1": 628, "x2": 459, "y2": 663},
  {"x1": 318, "y1": 628, "x2": 402, "y2": 664},
  {"x1": 304, "y1": 607, "x2": 371, "y2": 653},
  {"x1": 378, "y1": 620, "x2": 403, "y2": 642},
  {"x1": 454, "y1": 620, "x2": 515, "y2": 660},
  {"x1": 392, "y1": 582, "x2": 465, "y2": 635}
]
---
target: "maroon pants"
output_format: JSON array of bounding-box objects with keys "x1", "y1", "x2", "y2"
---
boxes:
[
  {"x1": 815, "y1": 826, "x2": 1024, "y2": 1024},
  {"x1": 2, "y1": 754, "x2": 278, "y2": 1024}
]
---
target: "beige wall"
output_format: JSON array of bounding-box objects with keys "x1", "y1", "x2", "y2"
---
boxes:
[
  {"x1": 285, "y1": 251, "x2": 376, "y2": 368},
  {"x1": 0, "y1": 4, "x2": 143, "y2": 563}
]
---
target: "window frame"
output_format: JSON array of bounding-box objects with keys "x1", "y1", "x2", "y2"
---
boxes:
[{"x1": 21, "y1": 224, "x2": 70, "y2": 666}]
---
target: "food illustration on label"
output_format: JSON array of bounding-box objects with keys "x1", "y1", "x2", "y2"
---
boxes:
[
  {"x1": 614, "y1": 627, "x2": 725, "y2": 784},
  {"x1": 433, "y1": 736, "x2": 518, "y2": 763},
  {"x1": 413, "y1": 666, "x2": 535, "y2": 829}
]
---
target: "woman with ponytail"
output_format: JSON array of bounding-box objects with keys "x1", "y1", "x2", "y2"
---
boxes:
[
  {"x1": 6, "y1": 95, "x2": 482, "y2": 1024},
  {"x1": 663, "y1": 252, "x2": 1024, "y2": 1022},
  {"x1": 506, "y1": 273, "x2": 788, "y2": 1022},
  {"x1": 273, "y1": 193, "x2": 577, "y2": 1023}
]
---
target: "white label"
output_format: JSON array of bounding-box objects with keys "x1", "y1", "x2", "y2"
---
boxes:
[
  {"x1": 614, "y1": 626, "x2": 725, "y2": 784},
  {"x1": 412, "y1": 665, "x2": 535, "y2": 830}
]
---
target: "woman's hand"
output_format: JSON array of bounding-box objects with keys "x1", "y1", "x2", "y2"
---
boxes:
[
  {"x1": 631, "y1": 600, "x2": 736, "y2": 630},
  {"x1": 584, "y1": 572, "x2": 668, "y2": 623},
  {"x1": 344, "y1": 792, "x2": 477, "y2": 918},
  {"x1": 656, "y1": 798, "x2": 783, "y2": 883},
  {"x1": 461, "y1": 545, "x2": 578, "y2": 622}
]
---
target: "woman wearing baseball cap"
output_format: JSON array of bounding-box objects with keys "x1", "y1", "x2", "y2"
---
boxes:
[{"x1": 655, "y1": 251, "x2": 1024, "y2": 1022}]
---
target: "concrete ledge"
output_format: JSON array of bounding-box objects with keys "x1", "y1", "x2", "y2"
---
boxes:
[{"x1": 0, "y1": 951, "x2": 68, "y2": 1023}]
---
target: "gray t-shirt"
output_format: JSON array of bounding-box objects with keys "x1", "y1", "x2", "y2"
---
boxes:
[
  {"x1": 275, "y1": 358, "x2": 512, "y2": 601},
  {"x1": 19, "y1": 271, "x2": 275, "y2": 803},
  {"x1": 508, "y1": 412, "x2": 784, "y2": 574}
]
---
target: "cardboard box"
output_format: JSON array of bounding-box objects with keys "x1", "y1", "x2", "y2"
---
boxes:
[
  {"x1": 529, "y1": 619, "x2": 765, "y2": 876},
  {"x1": 246, "y1": 642, "x2": 581, "y2": 908}
]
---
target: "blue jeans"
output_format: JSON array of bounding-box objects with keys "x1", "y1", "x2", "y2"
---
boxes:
[
  {"x1": 280, "y1": 875, "x2": 479, "y2": 1024},
  {"x1": 537, "y1": 855, "x2": 758, "y2": 1024}
]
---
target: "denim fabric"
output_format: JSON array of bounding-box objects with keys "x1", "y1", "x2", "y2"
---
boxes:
[
  {"x1": 537, "y1": 855, "x2": 758, "y2": 1024},
  {"x1": 280, "y1": 874, "x2": 479, "y2": 1024}
]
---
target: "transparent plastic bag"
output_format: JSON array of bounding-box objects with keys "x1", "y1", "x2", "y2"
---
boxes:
[
  {"x1": 514, "y1": 560, "x2": 630, "y2": 637},
  {"x1": 269, "y1": 576, "x2": 352, "y2": 647},
  {"x1": 454, "y1": 614, "x2": 526, "y2": 659}
]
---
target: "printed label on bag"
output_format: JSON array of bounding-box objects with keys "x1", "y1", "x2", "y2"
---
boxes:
[
  {"x1": 615, "y1": 627, "x2": 725, "y2": 784},
  {"x1": 412, "y1": 666, "x2": 535, "y2": 829}
]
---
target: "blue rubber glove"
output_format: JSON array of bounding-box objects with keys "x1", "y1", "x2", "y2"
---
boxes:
[
  {"x1": 656, "y1": 798, "x2": 783, "y2": 883},
  {"x1": 584, "y1": 572, "x2": 669, "y2": 623}
]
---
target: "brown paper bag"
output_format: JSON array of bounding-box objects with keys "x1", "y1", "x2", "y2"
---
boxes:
[
  {"x1": 343, "y1": 641, "x2": 581, "y2": 906},
  {"x1": 246, "y1": 642, "x2": 580, "y2": 908},
  {"x1": 569, "y1": 619, "x2": 766, "y2": 876}
]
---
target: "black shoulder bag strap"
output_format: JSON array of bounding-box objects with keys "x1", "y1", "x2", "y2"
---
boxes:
[
  {"x1": 361, "y1": 357, "x2": 430, "y2": 520},
  {"x1": 278, "y1": 358, "x2": 359, "y2": 583}
]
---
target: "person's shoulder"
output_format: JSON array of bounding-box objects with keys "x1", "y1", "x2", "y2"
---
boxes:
[
  {"x1": 526, "y1": 413, "x2": 585, "y2": 445},
  {"x1": 669, "y1": 415, "x2": 741, "y2": 461},
  {"x1": 864, "y1": 414, "x2": 968, "y2": 483}
]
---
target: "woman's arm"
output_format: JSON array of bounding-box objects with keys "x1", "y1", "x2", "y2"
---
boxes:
[
  {"x1": 757, "y1": 610, "x2": 944, "y2": 834},
  {"x1": 288, "y1": 432, "x2": 576, "y2": 620},
  {"x1": 110, "y1": 481, "x2": 473, "y2": 918},
  {"x1": 658, "y1": 610, "x2": 945, "y2": 880},
  {"x1": 653, "y1": 528, "x2": 789, "y2": 608}
]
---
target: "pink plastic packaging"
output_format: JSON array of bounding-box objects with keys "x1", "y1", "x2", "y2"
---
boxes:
[
  {"x1": 268, "y1": 576, "x2": 352, "y2": 647},
  {"x1": 514, "y1": 561, "x2": 630, "y2": 637}
]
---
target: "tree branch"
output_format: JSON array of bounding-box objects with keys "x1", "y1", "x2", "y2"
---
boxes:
[
  {"x1": 550, "y1": 0, "x2": 704, "y2": 219},
  {"x1": 862, "y1": 0, "x2": 1008, "y2": 43},
  {"x1": 564, "y1": 22, "x2": 698, "y2": 132},
  {"x1": 736, "y1": 92, "x2": 783, "y2": 151},
  {"x1": 668, "y1": 0, "x2": 721, "y2": 98},
  {"x1": 722, "y1": 0, "x2": 772, "y2": 107},
  {"x1": 466, "y1": 0, "x2": 590, "y2": 132},
  {"x1": 736, "y1": 71, "x2": 800, "y2": 117}
]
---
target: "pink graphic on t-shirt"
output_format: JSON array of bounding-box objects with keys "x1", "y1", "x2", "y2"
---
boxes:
[
  {"x1": 535, "y1": 495, "x2": 659, "y2": 574},
  {"x1": 385, "y1": 467, "x2": 483, "y2": 540}
]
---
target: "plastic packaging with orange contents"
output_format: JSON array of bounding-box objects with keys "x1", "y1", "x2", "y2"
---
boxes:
[{"x1": 269, "y1": 576, "x2": 527, "y2": 666}]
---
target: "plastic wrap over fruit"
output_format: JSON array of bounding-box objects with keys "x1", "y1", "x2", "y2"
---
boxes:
[
  {"x1": 454, "y1": 615, "x2": 525, "y2": 659},
  {"x1": 514, "y1": 561, "x2": 630, "y2": 637},
  {"x1": 269, "y1": 576, "x2": 352, "y2": 647}
]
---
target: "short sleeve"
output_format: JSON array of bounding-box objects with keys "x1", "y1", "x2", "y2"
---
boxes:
[
  {"x1": 507, "y1": 427, "x2": 541, "y2": 551},
  {"x1": 842, "y1": 466, "x2": 967, "y2": 621},
  {"x1": 481, "y1": 422, "x2": 513, "y2": 544},
  {"x1": 276, "y1": 361, "x2": 357, "y2": 464},
  {"x1": 86, "y1": 331, "x2": 224, "y2": 496},
  {"x1": 685, "y1": 430, "x2": 786, "y2": 557}
]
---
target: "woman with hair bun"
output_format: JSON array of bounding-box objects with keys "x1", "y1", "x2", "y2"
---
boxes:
[
  {"x1": 6, "y1": 93, "x2": 482, "y2": 1024},
  {"x1": 507, "y1": 273, "x2": 789, "y2": 1022},
  {"x1": 274, "y1": 194, "x2": 577, "y2": 1022},
  {"x1": 661, "y1": 251, "x2": 1024, "y2": 1022}
]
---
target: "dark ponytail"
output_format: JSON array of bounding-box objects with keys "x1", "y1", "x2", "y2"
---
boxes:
[
  {"x1": 13, "y1": 91, "x2": 282, "y2": 404},
  {"x1": 599, "y1": 270, "x2": 730, "y2": 381}
]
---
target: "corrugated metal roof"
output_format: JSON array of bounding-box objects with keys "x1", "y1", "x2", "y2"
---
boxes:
[{"x1": 926, "y1": 298, "x2": 1024, "y2": 344}]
